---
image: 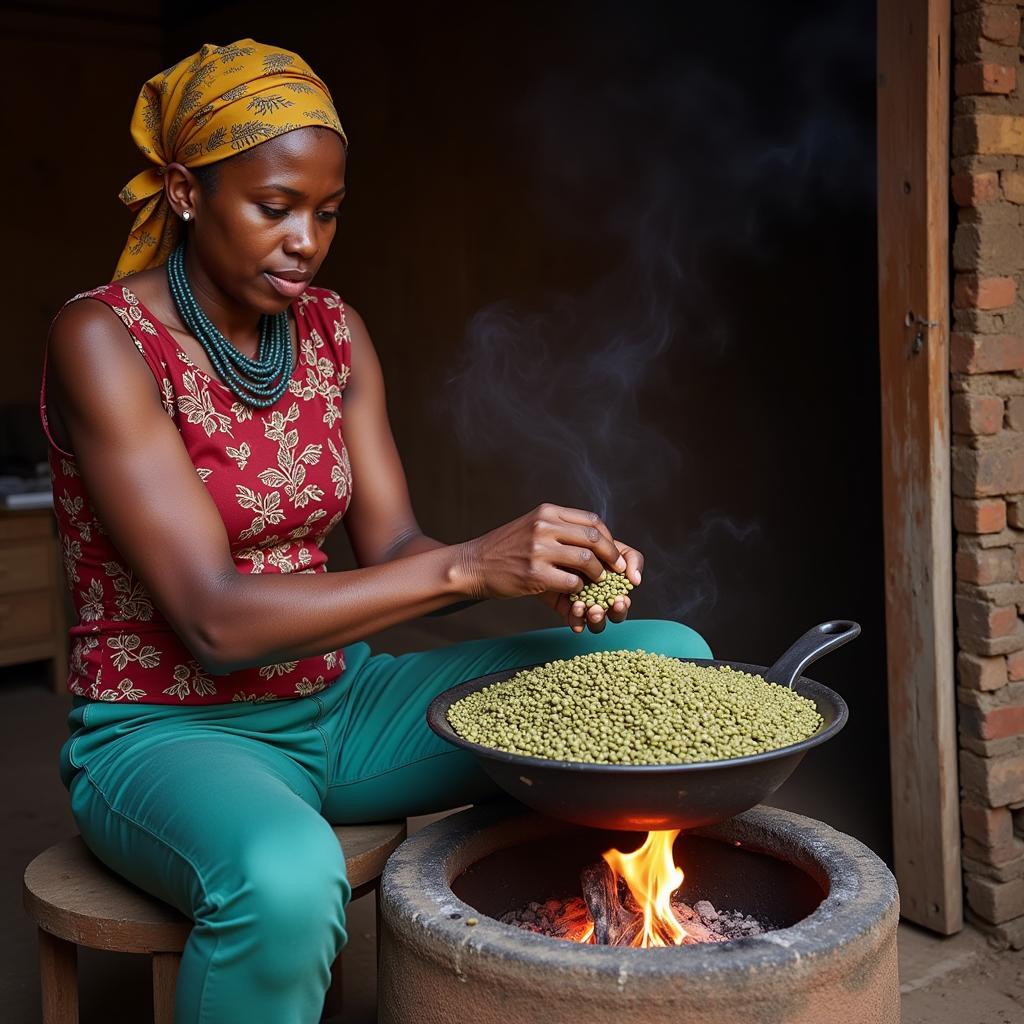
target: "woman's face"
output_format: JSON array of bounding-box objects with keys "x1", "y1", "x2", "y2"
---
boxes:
[{"x1": 171, "y1": 126, "x2": 347, "y2": 315}]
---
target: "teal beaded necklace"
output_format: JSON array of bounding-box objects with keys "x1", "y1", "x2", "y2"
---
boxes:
[{"x1": 166, "y1": 243, "x2": 294, "y2": 408}]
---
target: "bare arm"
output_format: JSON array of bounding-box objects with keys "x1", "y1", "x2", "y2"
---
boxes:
[
  {"x1": 46, "y1": 300, "x2": 475, "y2": 675},
  {"x1": 48, "y1": 299, "x2": 628, "y2": 675}
]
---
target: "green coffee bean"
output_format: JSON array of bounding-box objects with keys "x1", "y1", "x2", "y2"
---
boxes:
[
  {"x1": 446, "y1": 649, "x2": 823, "y2": 765},
  {"x1": 570, "y1": 570, "x2": 633, "y2": 611}
]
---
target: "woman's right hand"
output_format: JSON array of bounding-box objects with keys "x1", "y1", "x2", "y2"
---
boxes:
[{"x1": 458, "y1": 503, "x2": 627, "y2": 601}]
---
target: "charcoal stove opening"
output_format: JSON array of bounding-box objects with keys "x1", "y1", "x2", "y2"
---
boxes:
[
  {"x1": 451, "y1": 825, "x2": 826, "y2": 943},
  {"x1": 379, "y1": 804, "x2": 899, "y2": 1024}
]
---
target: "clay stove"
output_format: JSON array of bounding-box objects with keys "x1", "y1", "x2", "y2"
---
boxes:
[{"x1": 378, "y1": 800, "x2": 899, "y2": 1024}]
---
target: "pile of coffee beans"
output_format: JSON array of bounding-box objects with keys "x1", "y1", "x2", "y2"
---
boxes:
[
  {"x1": 446, "y1": 649, "x2": 822, "y2": 764},
  {"x1": 569, "y1": 570, "x2": 634, "y2": 610}
]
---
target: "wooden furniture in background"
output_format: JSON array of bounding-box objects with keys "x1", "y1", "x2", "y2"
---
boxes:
[
  {"x1": 22, "y1": 821, "x2": 407, "y2": 1024},
  {"x1": 0, "y1": 508, "x2": 67, "y2": 694},
  {"x1": 877, "y1": 0, "x2": 961, "y2": 934}
]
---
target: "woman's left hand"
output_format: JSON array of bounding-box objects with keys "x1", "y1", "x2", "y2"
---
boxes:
[{"x1": 537, "y1": 540, "x2": 644, "y2": 634}]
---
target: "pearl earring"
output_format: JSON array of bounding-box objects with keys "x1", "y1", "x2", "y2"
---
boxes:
[{"x1": 182, "y1": 210, "x2": 192, "y2": 222}]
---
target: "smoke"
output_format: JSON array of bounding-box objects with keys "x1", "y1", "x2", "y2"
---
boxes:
[
  {"x1": 440, "y1": 1, "x2": 872, "y2": 619},
  {"x1": 667, "y1": 514, "x2": 762, "y2": 621}
]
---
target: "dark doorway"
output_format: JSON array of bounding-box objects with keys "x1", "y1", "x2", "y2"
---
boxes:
[{"x1": 167, "y1": 0, "x2": 887, "y2": 856}]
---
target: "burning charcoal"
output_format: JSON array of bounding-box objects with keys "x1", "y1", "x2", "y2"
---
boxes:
[
  {"x1": 671, "y1": 900, "x2": 697, "y2": 923},
  {"x1": 622, "y1": 885, "x2": 642, "y2": 916},
  {"x1": 581, "y1": 861, "x2": 621, "y2": 945},
  {"x1": 581, "y1": 861, "x2": 644, "y2": 946},
  {"x1": 617, "y1": 916, "x2": 646, "y2": 947},
  {"x1": 520, "y1": 909, "x2": 537, "y2": 924},
  {"x1": 551, "y1": 897, "x2": 592, "y2": 941}
]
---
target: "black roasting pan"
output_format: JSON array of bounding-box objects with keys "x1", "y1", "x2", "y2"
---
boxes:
[{"x1": 426, "y1": 621, "x2": 858, "y2": 831}]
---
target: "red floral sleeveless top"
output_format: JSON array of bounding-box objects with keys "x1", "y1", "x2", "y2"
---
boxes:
[{"x1": 39, "y1": 283, "x2": 353, "y2": 705}]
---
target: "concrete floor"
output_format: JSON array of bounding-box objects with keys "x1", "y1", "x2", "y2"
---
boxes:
[{"x1": 5, "y1": 659, "x2": 1024, "y2": 1023}]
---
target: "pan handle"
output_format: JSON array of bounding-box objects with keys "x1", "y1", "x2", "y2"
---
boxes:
[{"x1": 763, "y1": 620, "x2": 861, "y2": 688}]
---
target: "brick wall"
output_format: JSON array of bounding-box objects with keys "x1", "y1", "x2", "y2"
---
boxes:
[{"x1": 952, "y1": 0, "x2": 1024, "y2": 950}]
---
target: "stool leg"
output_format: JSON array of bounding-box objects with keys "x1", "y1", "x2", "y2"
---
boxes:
[
  {"x1": 38, "y1": 928, "x2": 78, "y2": 1024},
  {"x1": 152, "y1": 952, "x2": 180, "y2": 1024}
]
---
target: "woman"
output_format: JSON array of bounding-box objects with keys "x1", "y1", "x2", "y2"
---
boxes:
[{"x1": 41, "y1": 40, "x2": 711, "y2": 1023}]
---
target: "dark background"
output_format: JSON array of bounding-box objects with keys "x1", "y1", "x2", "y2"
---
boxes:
[{"x1": 7, "y1": 0, "x2": 888, "y2": 856}]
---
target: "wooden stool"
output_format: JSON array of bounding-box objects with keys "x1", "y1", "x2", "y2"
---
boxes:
[{"x1": 22, "y1": 822, "x2": 407, "y2": 1024}]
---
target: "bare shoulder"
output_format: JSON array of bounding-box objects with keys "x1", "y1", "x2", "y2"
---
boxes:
[
  {"x1": 342, "y1": 301, "x2": 369, "y2": 336},
  {"x1": 305, "y1": 287, "x2": 374, "y2": 369},
  {"x1": 334, "y1": 302, "x2": 382, "y2": 396},
  {"x1": 48, "y1": 290, "x2": 160, "y2": 420},
  {"x1": 50, "y1": 295, "x2": 139, "y2": 370},
  {"x1": 342, "y1": 303, "x2": 372, "y2": 353}
]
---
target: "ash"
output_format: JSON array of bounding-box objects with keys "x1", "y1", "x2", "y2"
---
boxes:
[
  {"x1": 687, "y1": 899, "x2": 765, "y2": 940},
  {"x1": 499, "y1": 895, "x2": 765, "y2": 944}
]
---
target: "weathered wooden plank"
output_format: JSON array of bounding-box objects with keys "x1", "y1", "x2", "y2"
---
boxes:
[{"x1": 877, "y1": 0, "x2": 962, "y2": 933}]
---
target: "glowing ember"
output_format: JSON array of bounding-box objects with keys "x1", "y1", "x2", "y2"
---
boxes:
[{"x1": 498, "y1": 830, "x2": 766, "y2": 946}]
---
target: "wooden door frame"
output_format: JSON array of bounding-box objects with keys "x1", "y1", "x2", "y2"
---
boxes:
[{"x1": 877, "y1": 0, "x2": 962, "y2": 934}]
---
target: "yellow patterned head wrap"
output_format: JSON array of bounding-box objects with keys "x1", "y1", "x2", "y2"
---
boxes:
[{"x1": 114, "y1": 39, "x2": 346, "y2": 280}]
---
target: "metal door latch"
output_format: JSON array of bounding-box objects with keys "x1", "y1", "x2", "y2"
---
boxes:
[{"x1": 905, "y1": 312, "x2": 940, "y2": 355}]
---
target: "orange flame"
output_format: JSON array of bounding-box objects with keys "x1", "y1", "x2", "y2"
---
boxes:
[{"x1": 601, "y1": 830, "x2": 688, "y2": 947}]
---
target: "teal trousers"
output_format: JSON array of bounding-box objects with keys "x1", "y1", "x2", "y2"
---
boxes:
[{"x1": 60, "y1": 618, "x2": 711, "y2": 1024}]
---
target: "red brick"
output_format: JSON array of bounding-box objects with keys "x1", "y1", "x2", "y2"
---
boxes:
[
  {"x1": 954, "y1": 275, "x2": 1017, "y2": 310},
  {"x1": 960, "y1": 651, "x2": 1009, "y2": 690},
  {"x1": 1004, "y1": 171, "x2": 1024, "y2": 205},
  {"x1": 964, "y1": 835, "x2": 1024, "y2": 867},
  {"x1": 963, "y1": 802, "x2": 1015, "y2": 846},
  {"x1": 958, "y1": 621, "x2": 1024, "y2": 656},
  {"x1": 966, "y1": 875, "x2": 1024, "y2": 924},
  {"x1": 1009, "y1": 650, "x2": 1024, "y2": 680},
  {"x1": 957, "y1": 594, "x2": 1019, "y2": 637},
  {"x1": 1007, "y1": 398, "x2": 1024, "y2": 433},
  {"x1": 957, "y1": 546, "x2": 1016, "y2": 584},
  {"x1": 953, "y1": 171, "x2": 1001, "y2": 206},
  {"x1": 954, "y1": 220, "x2": 1023, "y2": 274},
  {"x1": 953, "y1": 114, "x2": 1024, "y2": 157},
  {"x1": 951, "y1": 334, "x2": 1024, "y2": 373},
  {"x1": 956, "y1": 62, "x2": 1017, "y2": 95},
  {"x1": 964, "y1": 850, "x2": 1024, "y2": 884},
  {"x1": 969, "y1": 914, "x2": 1024, "y2": 950},
  {"x1": 961, "y1": 749, "x2": 1024, "y2": 805},
  {"x1": 955, "y1": 497, "x2": 1008, "y2": 533},
  {"x1": 980, "y1": 705, "x2": 1024, "y2": 740},
  {"x1": 981, "y1": 6, "x2": 1022, "y2": 45},
  {"x1": 952, "y1": 392, "x2": 1005, "y2": 434},
  {"x1": 952, "y1": 442, "x2": 1024, "y2": 497},
  {"x1": 958, "y1": 679, "x2": 1024, "y2": 709}
]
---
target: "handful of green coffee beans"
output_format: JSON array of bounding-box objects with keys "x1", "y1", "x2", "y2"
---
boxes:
[
  {"x1": 447, "y1": 649, "x2": 823, "y2": 765},
  {"x1": 570, "y1": 570, "x2": 634, "y2": 610}
]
